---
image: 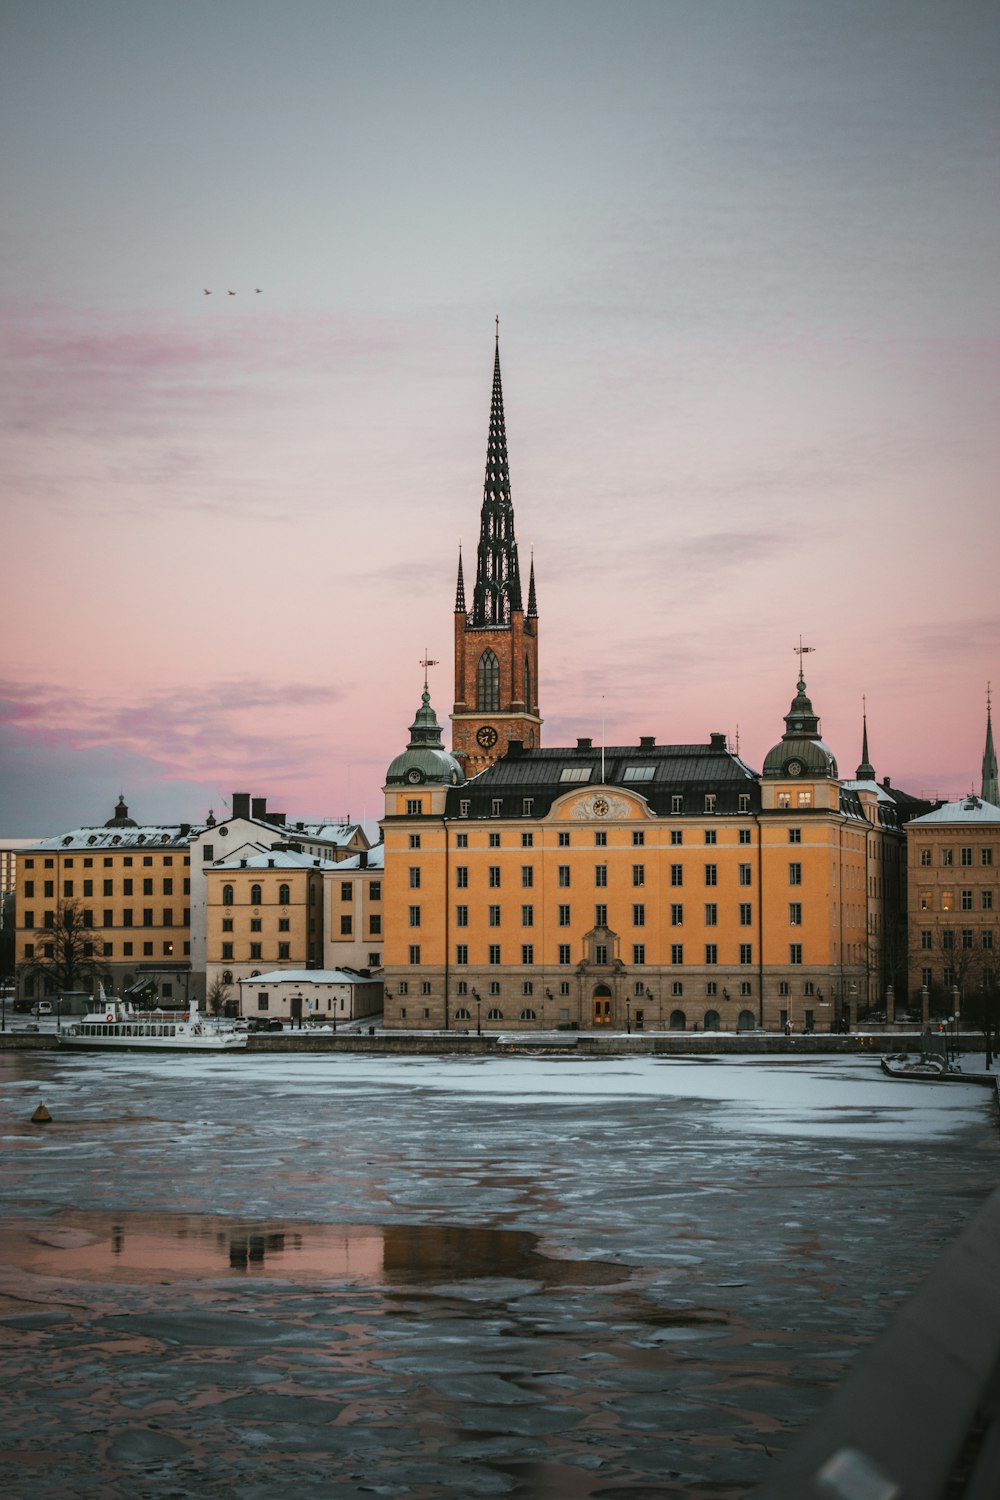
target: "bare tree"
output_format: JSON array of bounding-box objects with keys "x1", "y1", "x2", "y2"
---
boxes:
[
  {"x1": 21, "y1": 901, "x2": 100, "y2": 997},
  {"x1": 206, "y1": 977, "x2": 232, "y2": 1016}
]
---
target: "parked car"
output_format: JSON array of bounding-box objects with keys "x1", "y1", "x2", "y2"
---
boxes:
[{"x1": 32, "y1": 1002, "x2": 53, "y2": 1016}]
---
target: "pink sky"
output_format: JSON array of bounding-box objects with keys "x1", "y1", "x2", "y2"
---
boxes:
[{"x1": 3, "y1": 1, "x2": 999, "y2": 835}]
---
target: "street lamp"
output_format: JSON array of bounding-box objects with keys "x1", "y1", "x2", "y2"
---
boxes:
[
  {"x1": 472, "y1": 988, "x2": 481, "y2": 1036},
  {"x1": 625, "y1": 996, "x2": 631, "y2": 1034}
]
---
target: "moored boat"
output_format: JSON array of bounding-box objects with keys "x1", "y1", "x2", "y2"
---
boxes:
[
  {"x1": 880, "y1": 1052, "x2": 994, "y2": 1085},
  {"x1": 59, "y1": 994, "x2": 247, "y2": 1052}
]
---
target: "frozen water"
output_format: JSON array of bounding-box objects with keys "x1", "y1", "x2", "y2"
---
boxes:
[{"x1": 0, "y1": 1048, "x2": 996, "y2": 1499}]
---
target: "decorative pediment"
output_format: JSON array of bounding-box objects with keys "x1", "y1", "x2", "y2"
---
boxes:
[{"x1": 567, "y1": 792, "x2": 637, "y2": 821}]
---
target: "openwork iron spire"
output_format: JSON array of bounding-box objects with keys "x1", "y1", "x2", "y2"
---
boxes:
[
  {"x1": 471, "y1": 336, "x2": 522, "y2": 627},
  {"x1": 454, "y1": 548, "x2": 466, "y2": 612},
  {"x1": 527, "y1": 554, "x2": 537, "y2": 618}
]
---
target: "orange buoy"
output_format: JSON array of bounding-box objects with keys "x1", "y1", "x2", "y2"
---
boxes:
[{"x1": 31, "y1": 1104, "x2": 52, "y2": 1124}]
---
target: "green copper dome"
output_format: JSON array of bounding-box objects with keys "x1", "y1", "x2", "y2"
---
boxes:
[
  {"x1": 762, "y1": 671, "x2": 838, "y2": 779},
  {"x1": 386, "y1": 686, "x2": 466, "y2": 788}
]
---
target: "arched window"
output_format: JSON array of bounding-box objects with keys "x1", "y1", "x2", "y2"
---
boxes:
[
  {"x1": 454, "y1": 1007, "x2": 471, "y2": 1021},
  {"x1": 278, "y1": 883, "x2": 290, "y2": 906},
  {"x1": 222, "y1": 970, "x2": 233, "y2": 986},
  {"x1": 477, "y1": 649, "x2": 500, "y2": 711},
  {"x1": 487, "y1": 1007, "x2": 504, "y2": 1021},
  {"x1": 250, "y1": 884, "x2": 262, "y2": 906},
  {"x1": 669, "y1": 1009, "x2": 686, "y2": 1031},
  {"x1": 704, "y1": 1009, "x2": 721, "y2": 1031},
  {"x1": 524, "y1": 654, "x2": 532, "y2": 712},
  {"x1": 738, "y1": 1009, "x2": 756, "y2": 1031},
  {"x1": 222, "y1": 884, "x2": 234, "y2": 907},
  {"x1": 519, "y1": 1008, "x2": 536, "y2": 1021}
]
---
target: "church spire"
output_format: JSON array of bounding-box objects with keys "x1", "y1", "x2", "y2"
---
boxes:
[
  {"x1": 983, "y1": 683, "x2": 999, "y2": 805},
  {"x1": 856, "y1": 696, "x2": 875, "y2": 780},
  {"x1": 455, "y1": 547, "x2": 466, "y2": 613},
  {"x1": 527, "y1": 553, "x2": 537, "y2": 618},
  {"x1": 471, "y1": 333, "x2": 522, "y2": 627}
]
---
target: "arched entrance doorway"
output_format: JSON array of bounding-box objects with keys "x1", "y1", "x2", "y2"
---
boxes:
[{"x1": 592, "y1": 984, "x2": 613, "y2": 1027}]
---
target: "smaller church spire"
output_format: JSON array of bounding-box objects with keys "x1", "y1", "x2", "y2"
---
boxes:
[
  {"x1": 983, "y1": 683, "x2": 999, "y2": 805},
  {"x1": 455, "y1": 548, "x2": 466, "y2": 613},
  {"x1": 527, "y1": 553, "x2": 537, "y2": 618},
  {"x1": 856, "y1": 696, "x2": 876, "y2": 780}
]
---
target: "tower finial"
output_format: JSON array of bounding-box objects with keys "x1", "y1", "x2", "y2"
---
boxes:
[
  {"x1": 495, "y1": 313, "x2": 500, "y2": 345},
  {"x1": 455, "y1": 546, "x2": 466, "y2": 612},
  {"x1": 419, "y1": 651, "x2": 439, "y2": 694},
  {"x1": 857, "y1": 694, "x2": 875, "y2": 780},
  {"x1": 793, "y1": 636, "x2": 815, "y2": 688}
]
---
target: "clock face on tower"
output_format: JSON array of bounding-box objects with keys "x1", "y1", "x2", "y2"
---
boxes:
[
  {"x1": 406, "y1": 768, "x2": 424, "y2": 784},
  {"x1": 786, "y1": 759, "x2": 803, "y2": 777},
  {"x1": 476, "y1": 725, "x2": 499, "y2": 749}
]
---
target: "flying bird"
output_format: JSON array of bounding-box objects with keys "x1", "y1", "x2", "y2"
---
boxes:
[
  {"x1": 228, "y1": 290, "x2": 236, "y2": 296},
  {"x1": 203, "y1": 288, "x2": 212, "y2": 295},
  {"x1": 255, "y1": 287, "x2": 262, "y2": 293}
]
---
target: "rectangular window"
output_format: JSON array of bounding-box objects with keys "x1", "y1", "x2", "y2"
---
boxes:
[
  {"x1": 961, "y1": 847, "x2": 973, "y2": 865},
  {"x1": 704, "y1": 829, "x2": 717, "y2": 846},
  {"x1": 101, "y1": 879, "x2": 112, "y2": 896},
  {"x1": 623, "y1": 765, "x2": 655, "y2": 782},
  {"x1": 558, "y1": 943, "x2": 572, "y2": 965},
  {"x1": 408, "y1": 906, "x2": 420, "y2": 928},
  {"x1": 23, "y1": 909, "x2": 35, "y2": 929},
  {"x1": 983, "y1": 891, "x2": 994, "y2": 911},
  {"x1": 919, "y1": 848, "x2": 932, "y2": 865},
  {"x1": 489, "y1": 832, "x2": 501, "y2": 847},
  {"x1": 521, "y1": 865, "x2": 534, "y2": 887},
  {"x1": 595, "y1": 903, "x2": 608, "y2": 927},
  {"x1": 632, "y1": 863, "x2": 645, "y2": 886},
  {"x1": 704, "y1": 794, "x2": 716, "y2": 814},
  {"x1": 962, "y1": 890, "x2": 974, "y2": 911},
  {"x1": 671, "y1": 943, "x2": 684, "y2": 964},
  {"x1": 163, "y1": 878, "x2": 173, "y2": 895},
  {"x1": 489, "y1": 866, "x2": 501, "y2": 888},
  {"x1": 779, "y1": 981, "x2": 789, "y2": 996},
  {"x1": 491, "y1": 799, "x2": 503, "y2": 818},
  {"x1": 456, "y1": 944, "x2": 468, "y2": 964},
  {"x1": 558, "y1": 903, "x2": 571, "y2": 926},
  {"x1": 143, "y1": 942, "x2": 154, "y2": 957},
  {"x1": 789, "y1": 943, "x2": 803, "y2": 965},
  {"x1": 558, "y1": 832, "x2": 570, "y2": 847},
  {"x1": 633, "y1": 830, "x2": 645, "y2": 846},
  {"x1": 82, "y1": 879, "x2": 93, "y2": 897},
  {"x1": 368, "y1": 914, "x2": 382, "y2": 935},
  {"x1": 409, "y1": 944, "x2": 421, "y2": 965},
  {"x1": 671, "y1": 795, "x2": 683, "y2": 814},
  {"x1": 739, "y1": 795, "x2": 751, "y2": 814},
  {"x1": 459, "y1": 799, "x2": 470, "y2": 818},
  {"x1": 122, "y1": 879, "x2": 133, "y2": 896},
  {"x1": 559, "y1": 766, "x2": 592, "y2": 783},
  {"x1": 797, "y1": 790, "x2": 812, "y2": 807},
  {"x1": 789, "y1": 863, "x2": 802, "y2": 886},
  {"x1": 456, "y1": 866, "x2": 468, "y2": 888},
  {"x1": 558, "y1": 865, "x2": 570, "y2": 887},
  {"x1": 407, "y1": 835, "x2": 420, "y2": 851},
  {"x1": 142, "y1": 878, "x2": 153, "y2": 895},
  {"x1": 941, "y1": 891, "x2": 954, "y2": 911},
  {"x1": 249, "y1": 942, "x2": 262, "y2": 959},
  {"x1": 409, "y1": 867, "x2": 421, "y2": 889},
  {"x1": 670, "y1": 864, "x2": 683, "y2": 886},
  {"x1": 455, "y1": 834, "x2": 468, "y2": 850},
  {"x1": 595, "y1": 944, "x2": 608, "y2": 964},
  {"x1": 704, "y1": 902, "x2": 717, "y2": 925},
  {"x1": 789, "y1": 902, "x2": 802, "y2": 925},
  {"x1": 278, "y1": 917, "x2": 290, "y2": 931},
  {"x1": 249, "y1": 916, "x2": 261, "y2": 932},
  {"x1": 203, "y1": 845, "x2": 214, "y2": 862},
  {"x1": 672, "y1": 981, "x2": 683, "y2": 996},
  {"x1": 705, "y1": 943, "x2": 718, "y2": 965},
  {"x1": 488, "y1": 904, "x2": 501, "y2": 927},
  {"x1": 521, "y1": 830, "x2": 534, "y2": 846},
  {"x1": 738, "y1": 829, "x2": 751, "y2": 845},
  {"x1": 456, "y1": 905, "x2": 468, "y2": 927},
  {"x1": 739, "y1": 902, "x2": 752, "y2": 925},
  {"x1": 595, "y1": 865, "x2": 607, "y2": 887},
  {"x1": 739, "y1": 943, "x2": 753, "y2": 964},
  {"x1": 962, "y1": 929, "x2": 974, "y2": 950},
  {"x1": 122, "y1": 908, "x2": 133, "y2": 927},
  {"x1": 143, "y1": 909, "x2": 153, "y2": 927},
  {"x1": 632, "y1": 943, "x2": 646, "y2": 964},
  {"x1": 920, "y1": 930, "x2": 933, "y2": 950},
  {"x1": 489, "y1": 944, "x2": 501, "y2": 965},
  {"x1": 521, "y1": 943, "x2": 534, "y2": 964},
  {"x1": 405, "y1": 798, "x2": 423, "y2": 816},
  {"x1": 789, "y1": 829, "x2": 801, "y2": 844},
  {"x1": 275, "y1": 942, "x2": 288, "y2": 959},
  {"x1": 983, "y1": 848, "x2": 994, "y2": 866},
  {"x1": 103, "y1": 909, "x2": 113, "y2": 927},
  {"x1": 670, "y1": 829, "x2": 683, "y2": 846},
  {"x1": 671, "y1": 902, "x2": 683, "y2": 925},
  {"x1": 221, "y1": 941, "x2": 233, "y2": 961},
  {"x1": 521, "y1": 904, "x2": 534, "y2": 927},
  {"x1": 595, "y1": 830, "x2": 607, "y2": 847},
  {"x1": 704, "y1": 864, "x2": 717, "y2": 886},
  {"x1": 633, "y1": 903, "x2": 645, "y2": 926},
  {"x1": 942, "y1": 848, "x2": 953, "y2": 866}
]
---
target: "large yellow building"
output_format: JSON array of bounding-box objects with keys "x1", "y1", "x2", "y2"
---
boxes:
[
  {"x1": 15, "y1": 797, "x2": 195, "y2": 1005},
  {"x1": 380, "y1": 340, "x2": 906, "y2": 1033}
]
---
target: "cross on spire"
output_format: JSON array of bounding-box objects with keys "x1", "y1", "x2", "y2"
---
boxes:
[{"x1": 420, "y1": 651, "x2": 439, "y2": 690}]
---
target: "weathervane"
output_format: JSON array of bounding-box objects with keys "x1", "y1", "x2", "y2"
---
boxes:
[
  {"x1": 793, "y1": 636, "x2": 815, "y2": 682},
  {"x1": 420, "y1": 651, "x2": 439, "y2": 690}
]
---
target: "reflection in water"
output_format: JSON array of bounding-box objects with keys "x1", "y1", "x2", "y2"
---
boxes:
[{"x1": 3, "y1": 1211, "x2": 623, "y2": 1289}]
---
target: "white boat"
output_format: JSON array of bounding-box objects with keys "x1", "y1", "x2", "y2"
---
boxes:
[{"x1": 60, "y1": 991, "x2": 247, "y2": 1052}]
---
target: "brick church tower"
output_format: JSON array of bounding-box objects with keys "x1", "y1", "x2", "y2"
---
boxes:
[{"x1": 451, "y1": 333, "x2": 541, "y2": 774}]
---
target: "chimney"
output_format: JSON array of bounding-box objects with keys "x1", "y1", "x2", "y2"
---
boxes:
[
  {"x1": 232, "y1": 793, "x2": 251, "y2": 820},
  {"x1": 709, "y1": 732, "x2": 727, "y2": 750},
  {"x1": 508, "y1": 739, "x2": 524, "y2": 757},
  {"x1": 360, "y1": 850, "x2": 368, "y2": 868},
  {"x1": 270, "y1": 812, "x2": 286, "y2": 826},
  {"x1": 577, "y1": 737, "x2": 593, "y2": 751},
  {"x1": 240, "y1": 858, "x2": 248, "y2": 868},
  {"x1": 267, "y1": 858, "x2": 275, "y2": 868},
  {"x1": 179, "y1": 823, "x2": 191, "y2": 837},
  {"x1": 252, "y1": 797, "x2": 267, "y2": 820},
  {"x1": 639, "y1": 736, "x2": 655, "y2": 750}
]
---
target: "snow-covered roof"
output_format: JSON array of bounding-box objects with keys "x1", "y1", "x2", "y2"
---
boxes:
[
  {"x1": 842, "y1": 778, "x2": 895, "y2": 804},
  {"x1": 240, "y1": 968, "x2": 382, "y2": 986},
  {"x1": 909, "y1": 795, "x2": 1000, "y2": 826},
  {"x1": 212, "y1": 848, "x2": 339, "y2": 871},
  {"x1": 31, "y1": 825, "x2": 202, "y2": 852},
  {"x1": 332, "y1": 845, "x2": 384, "y2": 872}
]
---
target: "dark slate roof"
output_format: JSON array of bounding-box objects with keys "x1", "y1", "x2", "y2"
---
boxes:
[{"x1": 445, "y1": 738, "x2": 761, "y2": 819}]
